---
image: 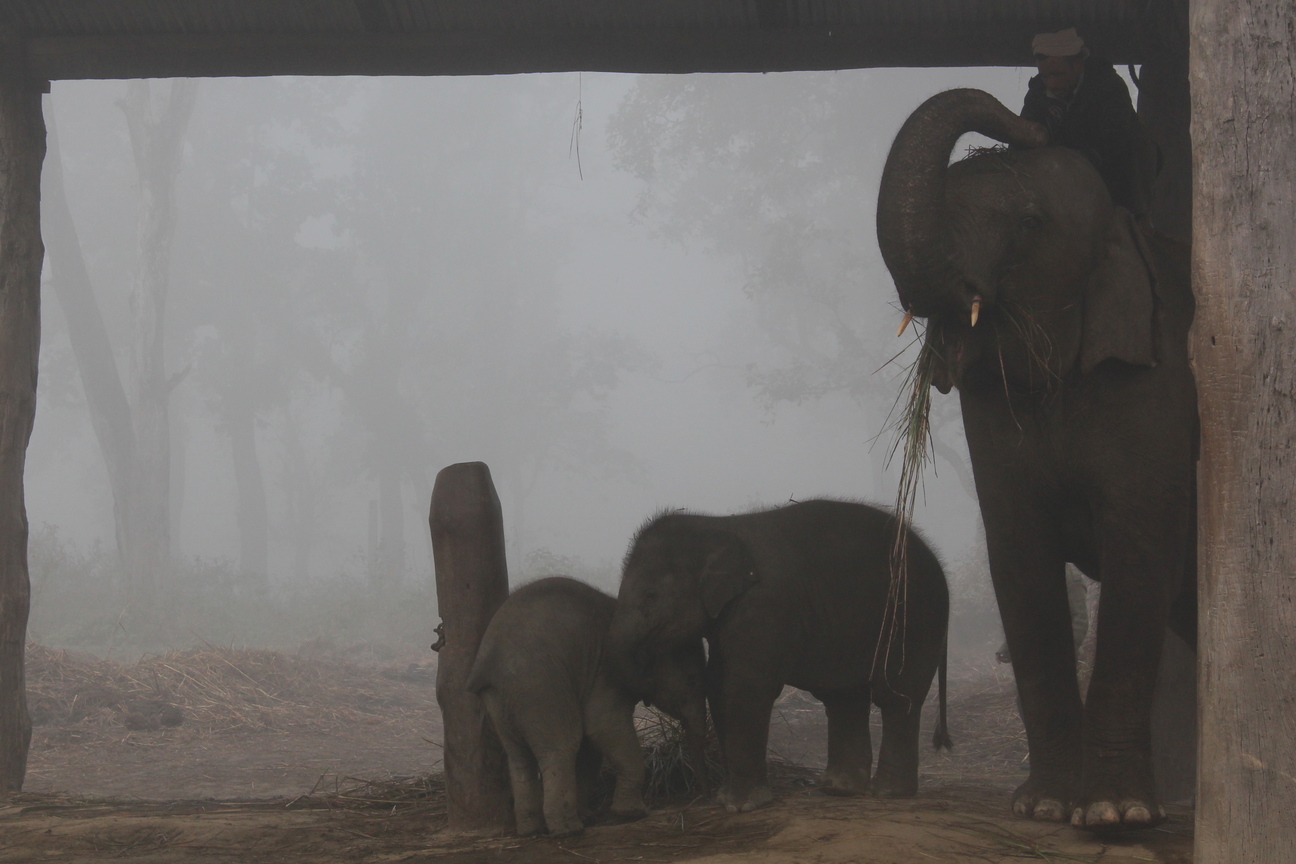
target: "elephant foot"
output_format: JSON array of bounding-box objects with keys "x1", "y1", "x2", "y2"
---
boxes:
[
  {"x1": 867, "y1": 775, "x2": 917, "y2": 798},
  {"x1": 1011, "y1": 775, "x2": 1077, "y2": 822},
  {"x1": 1068, "y1": 753, "x2": 1165, "y2": 832},
  {"x1": 545, "y1": 818, "x2": 585, "y2": 839},
  {"x1": 819, "y1": 767, "x2": 868, "y2": 797},
  {"x1": 516, "y1": 815, "x2": 545, "y2": 838},
  {"x1": 1070, "y1": 799, "x2": 1166, "y2": 832},
  {"x1": 607, "y1": 796, "x2": 649, "y2": 823},
  {"x1": 719, "y1": 784, "x2": 773, "y2": 813}
]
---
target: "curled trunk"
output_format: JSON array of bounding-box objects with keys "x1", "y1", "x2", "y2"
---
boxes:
[{"x1": 876, "y1": 89, "x2": 1046, "y2": 317}]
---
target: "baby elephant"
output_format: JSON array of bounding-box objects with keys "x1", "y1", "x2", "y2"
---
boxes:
[
  {"x1": 609, "y1": 499, "x2": 950, "y2": 813},
  {"x1": 467, "y1": 577, "x2": 650, "y2": 837}
]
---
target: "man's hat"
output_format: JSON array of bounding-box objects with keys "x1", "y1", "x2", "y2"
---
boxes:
[{"x1": 1031, "y1": 28, "x2": 1086, "y2": 58}]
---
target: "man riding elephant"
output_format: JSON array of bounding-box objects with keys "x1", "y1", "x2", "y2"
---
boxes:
[{"x1": 1021, "y1": 28, "x2": 1159, "y2": 224}]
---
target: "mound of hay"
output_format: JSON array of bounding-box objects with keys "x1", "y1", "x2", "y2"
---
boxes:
[{"x1": 25, "y1": 643, "x2": 436, "y2": 738}]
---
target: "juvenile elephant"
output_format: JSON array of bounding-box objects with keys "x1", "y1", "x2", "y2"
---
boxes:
[
  {"x1": 467, "y1": 576, "x2": 705, "y2": 837},
  {"x1": 608, "y1": 499, "x2": 950, "y2": 813},
  {"x1": 876, "y1": 89, "x2": 1198, "y2": 830}
]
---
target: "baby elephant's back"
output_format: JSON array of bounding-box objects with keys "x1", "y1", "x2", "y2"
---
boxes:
[
  {"x1": 467, "y1": 576, "x2": 615, "y2": 696},
  {"x1": 763, "y1": 499, "x2": 947, "y2": 603}
]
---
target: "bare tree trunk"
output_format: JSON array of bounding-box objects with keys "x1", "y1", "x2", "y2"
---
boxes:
[
  {"x1": 228, "y1": 402, "x2": 268, "y2": 589},
  {"x1": 378, "y1": 462, "x2": 406, "y2": 587},
  {"x1": 0, "y1": 22, "x2": 44, "y2": 791},
  {"x1": 40, "y1": 104, "x2": 140, "y2": 576},
  {"x1": 283, "y1": 410, "x2": 317, "y2": 583},
  {"x1": 1191, "y1": 0, "x2": 1296, "y2": 860},
  {"x1": 119, "y1": 79, "x2": 196, "y2": 597}
]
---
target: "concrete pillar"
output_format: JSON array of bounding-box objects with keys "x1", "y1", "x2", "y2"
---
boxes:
[{"x1": 429, "y1": 461, "x2": 512, "y2": 831}]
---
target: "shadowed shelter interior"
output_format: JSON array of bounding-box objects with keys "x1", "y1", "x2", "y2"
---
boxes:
[{"x1": 4, "y1": 2, "x2": 1287, "y2": 862}]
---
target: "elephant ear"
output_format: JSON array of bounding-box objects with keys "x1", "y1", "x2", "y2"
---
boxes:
[
  {"x1": 699, "y1": 537, "x2": 757, "y2": 619},
  {"x1": 1080, "y1": 208, "x2": 1158, "y2": 373}
]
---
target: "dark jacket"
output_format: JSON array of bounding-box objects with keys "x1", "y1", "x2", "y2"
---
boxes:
[{"x1": 1021, "y1": 57, "x2": 1158, "y2": 218}]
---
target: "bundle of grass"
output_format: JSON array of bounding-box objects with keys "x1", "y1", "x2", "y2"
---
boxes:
[
  {"x1": 636, "y1": 707, "x2": 723, "y2": 806},
  {"x1": 619, "y1": 707, "x2": 819, "y2": 808}
]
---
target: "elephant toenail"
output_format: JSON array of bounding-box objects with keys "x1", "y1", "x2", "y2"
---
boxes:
[
  {"x1": 1086, "y1": 802, "x2": 1121, "y2": 825},
  {"x1": 1071, "y1": 807, "x2": 1085, "y2": 827},
  {"x1": 1124, "y1": 805, "x2": 1152, "y2": 823},
  {"x1": 1158, "y1": 805, "x2": 1167, "y2": 820},
  {"x1": 1034, "y1": 799, "x2": 1066, "y2": 821},
  {"x1": 1014, "y1": 800, "x2": 1030, "y2": 817}
]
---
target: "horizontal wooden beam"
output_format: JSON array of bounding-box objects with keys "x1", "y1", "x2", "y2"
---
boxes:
[{"x1": 28, "y1": 25, "x2": 1156, "y2": 80}]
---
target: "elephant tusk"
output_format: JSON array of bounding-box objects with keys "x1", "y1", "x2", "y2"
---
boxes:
[
  {"x1": 970, "y1": 297, "x2": 982, "y2": 328},
  {"x1": 896, "y1": 310, "x2": 913, "y2": 338}
]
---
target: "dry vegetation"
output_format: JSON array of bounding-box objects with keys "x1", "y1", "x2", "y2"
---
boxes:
[{"x1": 26, "y1": 642, "x2": 437, "y2": 744}]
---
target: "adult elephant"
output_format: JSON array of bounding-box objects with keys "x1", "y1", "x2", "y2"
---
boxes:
[{"x1": 876, "y1": 89, "x2": 1197, "y2": 831}]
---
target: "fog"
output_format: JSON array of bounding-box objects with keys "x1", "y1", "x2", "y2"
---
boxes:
[{"x1": 28, "y1": 67, "x2": 1042, "y2": 655}]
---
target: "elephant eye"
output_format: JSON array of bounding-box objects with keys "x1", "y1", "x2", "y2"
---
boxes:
[{"x1": 1019, "y1": 214, "x2": 1042, "y2": 230}]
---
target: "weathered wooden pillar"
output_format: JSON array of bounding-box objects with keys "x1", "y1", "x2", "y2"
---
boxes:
[
  {"x1": 1191, "y1": 0, "x2": 1296, "y2": 860},
  {"x1": 430, "y1": 462, "x2": 512, "y2": 831},
  {"x1": 0, "y1": 18, "x2": 44, "y2": 792}
]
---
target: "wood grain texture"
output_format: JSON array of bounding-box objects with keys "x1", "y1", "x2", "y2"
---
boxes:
[
  {"x1": 1190, "y1": 0, "x2": 1296, "y2": 859},
  {"x1": 430, "y1": 462, "x2": 512, "y2": 832},
  {"x1": 0, "y1": 19, "x2": 45, "y2": 791}
]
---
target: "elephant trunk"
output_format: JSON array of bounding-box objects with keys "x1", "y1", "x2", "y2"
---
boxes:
[
  {"x1": 606, "y1": 611, "x2": 652, "y2": 695},
  {"x1": 876, "y1": 89, "x2": 1047, "y2": 318}
]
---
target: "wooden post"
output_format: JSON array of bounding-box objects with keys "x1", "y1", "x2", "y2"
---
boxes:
[
  {"x1": 1191, "y1": 0, "x2": 1296, "y2": 860},
  {"x1": 430, "y1": 462, "x2": 512, "y2": 832},
  {"x1": 0, "y1": 19, "x2": 45, "y2": 791}
]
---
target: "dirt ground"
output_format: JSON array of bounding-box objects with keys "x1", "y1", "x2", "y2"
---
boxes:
[{"x1": 6, "y1": 645, "x2": 1194, "y2": 862}]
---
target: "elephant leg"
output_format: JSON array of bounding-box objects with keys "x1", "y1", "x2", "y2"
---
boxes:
[
  {"x1": 574, "y1": 737, "x2": 603, "y2": 821},
  {"x1": 977, "y1": 483, "x2": 1083, "y2": 821},
  {"x1": 870, "y1": 687, "x2": 922, "y2": 797},
  {"x1": 480, "y1": 690, "x2": 545, "y2": 837},
  {"x1": 708, "y1": 652, "x2": 780, "y2": 813},
  {"x1": 514, "y1": 698, "x2": 585, "y2": 837},
  {"x1": 583, "y1": 690, "x2": 647, "y2": 820},
  {"x1": 815, "y1": 687, "x2": 872, "y2": 796},
  {"x1": 1070, "y1": 493, "x2": 1187, "y2": 831}
]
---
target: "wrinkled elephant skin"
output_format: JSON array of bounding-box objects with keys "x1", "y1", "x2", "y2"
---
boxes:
[
  {"x1": 876, "y1": 89, "x2": 1197, "y2": 831},
  {"x1": 468, "y1": 577, "x2": 648, "y2": 837},
  {"x1": 609, "y1": 500, "x2": 951, "y2": 813}
]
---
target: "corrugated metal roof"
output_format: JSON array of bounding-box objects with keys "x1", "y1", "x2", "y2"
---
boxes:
[
  {"x1": 16, "y1": 1, "x2": 1155, "y2": 36},
  {"x1": 11, "y1": 0, "x2": 1186, "y2": 80}
]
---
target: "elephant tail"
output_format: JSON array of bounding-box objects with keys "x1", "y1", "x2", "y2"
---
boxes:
[{"x1": 931, "y1": 635, "x2": 953, "y2": 750}]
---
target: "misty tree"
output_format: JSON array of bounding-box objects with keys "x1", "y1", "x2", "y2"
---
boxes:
[
  {"x1": 285, "y1": 77, "x2": 646, "y2": 581},
  {"x1": 175, "y1": 80, "x2": 350, "y2": 590},
  {"x1": 42, "y1": 80, "x2": 197, "y2": 601},
  {"x1": 608, "y1": 72, "x2": 975, "y2": 498}
]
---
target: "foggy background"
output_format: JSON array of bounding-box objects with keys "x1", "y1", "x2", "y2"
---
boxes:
[{"x1": 28, "y1": 67, "x2": 1044, "y2": 659}]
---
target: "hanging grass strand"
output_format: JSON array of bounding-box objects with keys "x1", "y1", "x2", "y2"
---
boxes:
[{"x1": 871, "y1": 329, "x2": 938, "y2": 688}]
